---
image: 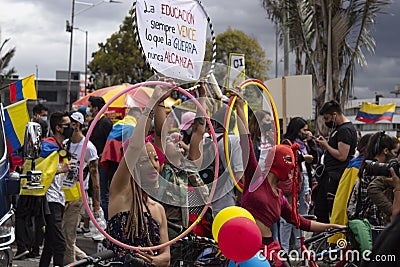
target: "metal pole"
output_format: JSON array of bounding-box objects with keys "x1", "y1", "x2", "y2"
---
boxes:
[
  {"x1": 85, "y1": 30, "x2": 88, "y2": 96},
  {"x1": 67, "y1": 0, "x2": 75, "y2": 111},
  {"x1": 275, "y1": 23, "x2": 278, "y2": 78},
  {"x1": 35, "y1": 65, "x2": 39, "y2": 102}
]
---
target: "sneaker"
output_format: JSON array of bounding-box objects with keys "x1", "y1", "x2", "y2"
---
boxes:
[
  {"x1": 83, "y1": 231, "x2": 95, "y2": 238},
  {"x1": 27, "y1": 251, "x2": 40, "y2": 258},
  {"x1": 92, "y1": 233, "x2": 105, "y2": 241},
  {"x1": 13, "y1": 250, "x2": 29, "y2": 260},
  {"x1": 77, "y1": 227, "x2": 90, "y2": 234}
]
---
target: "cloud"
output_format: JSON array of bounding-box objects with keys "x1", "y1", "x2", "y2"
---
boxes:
[{"x1": 0, "y1": 0, "x2": 398, "y2": 97}]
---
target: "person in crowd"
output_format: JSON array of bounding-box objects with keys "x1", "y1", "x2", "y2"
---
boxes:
[
  {"x1": 87, "y1": 96, "x2": 113, "y2": 220},
  {"x1": 32, "y1": 103, "x2": 49, "y2": 138},
  {"x1": 62, "y1": 111, "x2": 101, "y2": 265},
  {"x1": 179, "y1": 111, "x2": 196, "y2": 154},
  {"x1": 13, "y1": 105, "x2": 50, "y2": 260},
  {"x1": 314, "y1": 100, "x2": 357, "y2": 223},
  {"x1": 231, "y1": 87, "x2": 343, "y2": 266},
  {"x1": 107, "y1": 83, "x2": 170, "y2": 266},
  {"x1": 360, "y1": 167, "x2": 400, "y2": 267},
  {"x1": 39, "y1": 112, "x2": 76, "y2": 267},
  {"x1": 350, "y1": 132, "x2": 399, "y2": 228},
  {"x1": 328, "y1": 133, "x2": 372, "y2": 244},
  {"x1": 153, "y1": 80, "x2": 209, "y2": 260},
  {"x1": 32, "y1": 103, "x2": 49, "y2": 122},
  {"x1": 279, "y1": 117, "x2": 316, "y2": 253},
  {"x1": 208, "y1": 105, "x2": 244, "y2": 217},
  {"x1": 248, "y1": 110, "x2": 274, "y2": 164}
]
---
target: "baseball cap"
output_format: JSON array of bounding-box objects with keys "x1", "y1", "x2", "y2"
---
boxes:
[
  {"x1": 71, "y1": 112, "x2": 84, "y2": 125},
  {"x1": 179, "y1": 112, "x2": 196, "y2": 131}
]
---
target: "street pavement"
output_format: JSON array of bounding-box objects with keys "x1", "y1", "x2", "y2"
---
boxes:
[{"x1": 11, "y1": 233, "x2": 100, "y2": 267}]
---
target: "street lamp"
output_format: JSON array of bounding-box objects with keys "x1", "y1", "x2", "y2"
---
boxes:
[
  {"x1": 66, "y1": 0, "x2": 122, "y2": 111},
  {"x1": 74, "y1": 28, "x2": 88, "y2": 96}
]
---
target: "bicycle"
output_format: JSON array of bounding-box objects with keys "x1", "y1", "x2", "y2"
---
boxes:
[
  {"x1": 168, "y1": 220, "x2": 227, "y2": 267},
  {"x1": 296, "y1": 216, "x2": 386, "y2": 267},
  {"x1": 67, "y1": 249, "x2": 160, "y2": 267},
  {"x1": 66, "y1": 250, "x2": 119, "y2": 267}
]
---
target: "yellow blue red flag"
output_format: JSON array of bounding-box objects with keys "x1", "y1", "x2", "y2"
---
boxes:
[
  {"x1": 356, "y1": 102, "x2": 396, "y2": 124},
  {"x1": 9, "y1": 74, "x2": 37, "y2": 103},
  {"x1": 4, "y1": 100, "x2": 29, "y2": 152}
]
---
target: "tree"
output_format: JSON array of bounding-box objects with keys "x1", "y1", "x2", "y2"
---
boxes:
[
  {"x1": 205, "y1": 28, "x2": 271, "y2": 82},
  {"x1": 88, "y1": 14, "x2": 153, "y2": 89},
  {"x1": 0, "y1": 37, "x2": 16, "y2": 87},
  {"x1": 261, "y1": 0, "x2": 390, "y2": 117},
  {"x1": 90, "y1": 21, "x2": 271, "y2": 90}
]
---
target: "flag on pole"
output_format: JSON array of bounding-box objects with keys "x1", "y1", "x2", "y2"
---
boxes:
[
  {"x1": 4, "y1": 100, "x2": 30, "y2": 151},
  {"x1": 9, "y1": 74, "x2": 37, "y2": 103},
  {"x1": 356, "y1": 102, "x2": 396, "y2": 124}
]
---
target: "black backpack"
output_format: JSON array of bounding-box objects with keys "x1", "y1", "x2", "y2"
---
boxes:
[{"x1": 199, "y1": 134, "x2": 227, "y2": 185}]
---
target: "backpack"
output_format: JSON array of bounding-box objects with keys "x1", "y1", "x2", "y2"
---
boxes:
[
  {"x1": 199, "y1": 134, "x2": 227, "y2": 185},
  {"x1": 347, "y1": 178, "x2": 361, "y2": 220}
]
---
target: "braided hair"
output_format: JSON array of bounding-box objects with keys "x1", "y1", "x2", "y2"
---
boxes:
[{"x1": 124, "y1": 160, "x2": 153, "y2": 246}]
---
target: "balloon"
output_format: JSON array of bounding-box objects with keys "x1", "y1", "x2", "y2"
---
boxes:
[
  {"x1": 218, "y1": 217, "x2": 262, "y2": 262},
  {"x1": 212, "y1": 206, "x2": 255, "y2": 241},
  {"x1": 228, "y1": 252, "x2": 271, "y2": 267}
]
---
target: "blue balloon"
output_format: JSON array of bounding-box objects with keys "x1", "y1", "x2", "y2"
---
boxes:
[{"x1": 228, "y1": 252, "x2": 271, "y2": 267}]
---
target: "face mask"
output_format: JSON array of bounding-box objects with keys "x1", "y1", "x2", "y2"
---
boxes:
[
  {"x1": 298, "y1": 133, "x2": 307, "y2": 140},
  {"x1": 86, "y1": 107, "x2": 92, "y2": 117},
  {"x1": 185, "y1": 128, "x2": 192, "y2": 135},
  {"x1": 262, "y1": 123, "x2": 272, "y2": 132},
  {"x1": 62, "y1": 126, "x2": 74, "y2": 139},
  {"x1": 325, "y1": 114, "x2": 336, "y2": 129},
  {"x1": 385, "y1": 151, "x2": 395, "y2": 162},
  {"x1": 41, "y1": 116, "x2": 48, "y2": 123}
]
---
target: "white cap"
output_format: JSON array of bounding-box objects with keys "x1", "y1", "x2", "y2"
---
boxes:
[{"x1": 71, "y1": 112, "x2": 84, "y2": 125}]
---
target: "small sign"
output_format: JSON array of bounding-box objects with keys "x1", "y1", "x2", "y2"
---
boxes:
[{"x1": 226, "y1": 53, "x2": 245, "y2": 89}]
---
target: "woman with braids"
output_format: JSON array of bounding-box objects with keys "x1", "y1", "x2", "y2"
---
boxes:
[
  {"x1": 231, "y1": 87, "x2": 344, "y2": 266},
  {"x1": 107, "y1": 84, "x2": 170, "y2": 266}
]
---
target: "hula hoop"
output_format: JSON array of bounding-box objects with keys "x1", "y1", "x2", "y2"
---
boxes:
[
  {"x1": 222, "y1": 79, "x2": 280, "y2": 192},
  {"x1": 78, "y1": 81, "x2": 219, "y2": 251},
  {"x1": 131, "y1": 0, "x2": 217, "y2": 84}
]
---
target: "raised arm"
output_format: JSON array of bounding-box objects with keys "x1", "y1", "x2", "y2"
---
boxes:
[
  {"x1": 231, "y1": 87, "x2": 250, "y2": 136},
  {"x1": 154, "y1": 78, "x2": 174, "y2": 153},
  {"x1": 187, "y1": 81, "x2": 207, "y2": 169},
  {"x1": 110, "y1": 84, "x2": 170, "y2": 195}
]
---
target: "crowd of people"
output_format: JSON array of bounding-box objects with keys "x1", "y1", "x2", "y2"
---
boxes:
[{"x1": 10, "y1": 81, "x2": 400, "y2": 267}]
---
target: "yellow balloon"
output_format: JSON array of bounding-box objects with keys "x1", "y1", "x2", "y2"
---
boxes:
[{"x1": 212, "y1": 206, "x2": 255, "y2": 242}]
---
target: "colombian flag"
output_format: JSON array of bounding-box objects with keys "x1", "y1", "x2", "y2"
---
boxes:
[
  {"x1": 4, "y1": 100, "x2": 30, "y2": 152},
  {"x1": 100, "y1": 116, "x2": 136, "y2": 171},
  {"x1": 328, "y1": 155, "x2": 362, "y2": 243},
  {"x1": 356, "y1": 102, "x2": 396, "y2": 124},
  {"x1": 9, "y1": 74, "x2": 37, "y2": 103}
]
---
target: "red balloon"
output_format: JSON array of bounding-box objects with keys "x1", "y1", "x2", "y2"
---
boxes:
[{"x1": 218, "y1": 217, "x2": 262, "y2": 262}]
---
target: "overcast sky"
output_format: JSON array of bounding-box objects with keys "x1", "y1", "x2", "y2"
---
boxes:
[{"x1": 0, "y1": 0, "x2": 399, "y2": 98}]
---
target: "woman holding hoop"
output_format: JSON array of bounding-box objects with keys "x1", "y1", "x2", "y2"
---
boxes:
[
  {"x1": 107, "y1": 84, "x2": 171, "y2": 266},
  {"x1": 231, "y1": 87, "x2": 343, "y2": 266}
]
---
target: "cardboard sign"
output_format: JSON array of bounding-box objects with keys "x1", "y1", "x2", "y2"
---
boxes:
[
  {"x1": 136, "y1": 0, "x2": 208, "y2": 81},
  {"x1": 226, "y1": 53, "x2": 245, "y2": 89}
]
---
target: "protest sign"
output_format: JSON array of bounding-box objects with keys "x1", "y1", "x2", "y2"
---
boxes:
[
  {"x1": 135, "y1": 0, "x2": 208, "y2": 81},
  {"x1": 226, "y1": 53, "x2": 245, "y2": 89}
]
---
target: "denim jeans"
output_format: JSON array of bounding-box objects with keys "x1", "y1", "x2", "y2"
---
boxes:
[
  {"x1": 99, "y1": 165, "x2": 109, "y2": 220},
  {"x1": 280, "y1": 173, "x2": 310, "y2": 253}
]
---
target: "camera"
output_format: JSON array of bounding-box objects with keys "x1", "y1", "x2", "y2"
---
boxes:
[{"x1": 364, "y1": 159, "x2": 400, "y2": 177}]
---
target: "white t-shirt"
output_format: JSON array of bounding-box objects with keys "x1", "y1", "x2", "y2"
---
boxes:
[{"x1": 63, "y1": 137, "x2": 98, "y2": 189}]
